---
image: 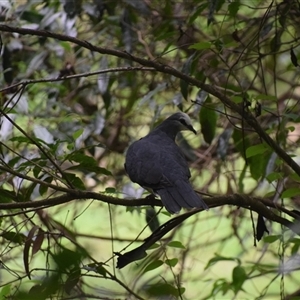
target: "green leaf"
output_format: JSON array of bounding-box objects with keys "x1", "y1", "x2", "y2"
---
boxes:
[
  {"x1": 245, "y1": 144, "x2": 267, "y2": 158},
  {"x1": 232, "y1": 96, "x2": 243, "y2": 103},
  {"x1": 64, "y1": 267, "x2": 81, "y2": 295},
  {"x1": 39, "y1": 176, "x2": 53, "y2": 196},
  {"x1": 105, "y1": 187, "x2": 116, "y2": 193},
  {"x1": 148, "y1": 243, "x2": 160, "y2": 250},
  {"x1": 180, "y1": 54, "x2": 196, "y2": 100},
  {"x1": 189, "y1": 42, "x2": 211, "y2": 50},
  {"x1": 281, "y1": 187, "x2": 300, "y2": 198},
  {"x1": 0, "y1": 189, "x2": 17, "y2": 203},
  {"x1": 64, "y1": 173, "x2": 86, "y2": 190},
  {"x1": 0, "y1": 284, "x2": 11, "y2": 298},
  {"x1": 232, "y1": 265, "x2": 247, "y2": 293},
  {"x1": 165, "y1": 258, "x2": 178, "y2": 267},
  {"x1": 200, "y1": 98, "x2": 217, "y2": 144},
  {"x1": 146, "y1": 208, "x2": 160, "y2": 233},
  {"x1": 228, "y1": 1, "x2": 240, "y2": 18},
  {"x1": 291, "y1": 243, "x2": 300, "y2": 255},
  {"x1": 205, "y1": 254, "x2": 239, "y2": 270},
  {"x1": 66, "y1": 152, "x2": 112, "y2": 175},
  {"x1": 232, "y1": 129, "x2": 251, "y2": 160},
  {"x1": 143, "y1": 260, "x2": 164, "y2": 273},
  {"x1": 2, "y1": 231, "x2": 26, "y2": 244},
  {"x1": 263, "y1": 235, "x2": 281, "y2": 243},
  {"x1": 266, "y1": 172, "x2": 283, "y2": 183},
  {"x1": 72, "y1": 129, "x2": 84, "y2": 140},
  {"x1": 255, "y1": 94, "x2": 277, "y2": 101},
  {"x1": 146, "y1": 283, "x2": 185, "y2": 297},
  {"x1": 168, "y1": 241, "x2": 186, "y2": 249},
  {"x1": 249, "y1": 150, "x2": 271, "y2": 181}
]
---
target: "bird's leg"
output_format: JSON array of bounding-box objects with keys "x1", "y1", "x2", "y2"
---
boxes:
[{"x1": 145, "y1": 193, "x2": 157, "y2": 208}]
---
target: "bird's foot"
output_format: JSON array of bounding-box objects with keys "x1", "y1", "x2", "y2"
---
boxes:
[{"x1": 145, "y1": 194, "x2": 157, "y2": 208}]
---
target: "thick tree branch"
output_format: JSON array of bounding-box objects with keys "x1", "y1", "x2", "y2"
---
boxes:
[
  {"x1": 116, "y1": 194, "x2": 300, "y2": 268},
  {"x1": 0, "y1": 191, "x2": 298, "y2": 236},
  {"x1": 0, "y1": 25, "x2": 299, "y2": 177}
]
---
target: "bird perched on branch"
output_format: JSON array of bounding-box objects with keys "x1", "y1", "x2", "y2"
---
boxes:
[{"x1": 125, "y1": 112, "x2": 208, "y2": 214}]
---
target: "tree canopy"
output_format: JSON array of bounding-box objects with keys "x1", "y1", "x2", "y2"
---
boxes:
[{"x1": 0, "y1": 1, "x2": 300, "y2": 299}]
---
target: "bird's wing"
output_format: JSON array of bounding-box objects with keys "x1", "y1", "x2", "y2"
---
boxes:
[{"x1": 125, "y1": 134, "x2": 189, "y2": 188}]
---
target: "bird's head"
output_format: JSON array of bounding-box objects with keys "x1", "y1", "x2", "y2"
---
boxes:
[{"x1": 167, "y1": 112, "x2": 197, "y2": 134}]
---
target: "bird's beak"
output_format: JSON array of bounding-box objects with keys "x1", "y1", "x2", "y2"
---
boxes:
[{"x1": 188, "y1": 125, "x2": 197, "y2": 134}]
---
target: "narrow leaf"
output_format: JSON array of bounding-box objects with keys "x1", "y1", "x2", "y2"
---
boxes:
[
  {"x1": 180, "y1": 53, "x2": 196, "y2": 100},
  {"x1": 23, "y1": 225, "x2": 39, "y2": 279},
  {"x1": 32, "y1": 228, "x2": 45, "y2": 257},
  {"x1": 200, "y1": 98, "x2": 217, "y2": 144},
  {"x1": 290, "y1": 48, "x2": 298, "y2": 67},
  {"x1": 64, "y1": 267, "x2": 81, "y2": 295}
]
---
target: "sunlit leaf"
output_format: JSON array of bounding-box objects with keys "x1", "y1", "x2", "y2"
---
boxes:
[
  {"x1": 0, "y1": 284, "x2": 11, "y2": 298},
  {"x1": 72, "y1": 129, "x2": 84, "y2": 140}
]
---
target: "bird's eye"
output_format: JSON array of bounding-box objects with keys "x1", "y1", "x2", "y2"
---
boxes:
[{"x1": 179, "y1": 118, "x2": 187, "y2": 126}]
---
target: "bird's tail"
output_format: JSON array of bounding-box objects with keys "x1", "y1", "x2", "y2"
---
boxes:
[{"x1": 157, "y1": 181, "x2": 208, "y2": 213}]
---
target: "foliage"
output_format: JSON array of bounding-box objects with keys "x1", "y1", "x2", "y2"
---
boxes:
[{"x1": 0, "y1": 1, "x2": 300, "y2": 299}]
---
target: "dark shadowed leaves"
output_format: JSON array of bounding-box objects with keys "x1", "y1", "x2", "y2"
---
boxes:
[
  {"x1": 256, "y1": 214, "x2": 269, "y2": 241},
  {"x1": 146, "y1": 208, "x2": 160, "y2": 233},
  {"x1": 180, "y1": 53, "x2": 196, "y2": 100},
  {"x1": 200, "y1": 97, "x2": 217, "y2": 144},
  {"x1": 145, "y1": 282, "x2": 185, "y2": 297},
  {"x1": 64, "y1": 267, "x2": 81, "y2": 295},
  {"x1": 290, "y1": 48, "x2": 299, "y2": 67}
]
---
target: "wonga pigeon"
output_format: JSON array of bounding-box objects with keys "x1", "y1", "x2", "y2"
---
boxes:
[{"x1": 125, "y1": 112, "x2": 208, "y2": 213}]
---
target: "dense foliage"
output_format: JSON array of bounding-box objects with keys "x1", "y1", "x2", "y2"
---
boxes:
[{"x1": 0, "y1": 1, "x2": 300, "y2": 299}]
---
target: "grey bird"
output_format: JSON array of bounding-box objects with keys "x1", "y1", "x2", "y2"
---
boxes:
[{"x1": 125, "y1": 112, "x2": 208, "y2": 214}]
